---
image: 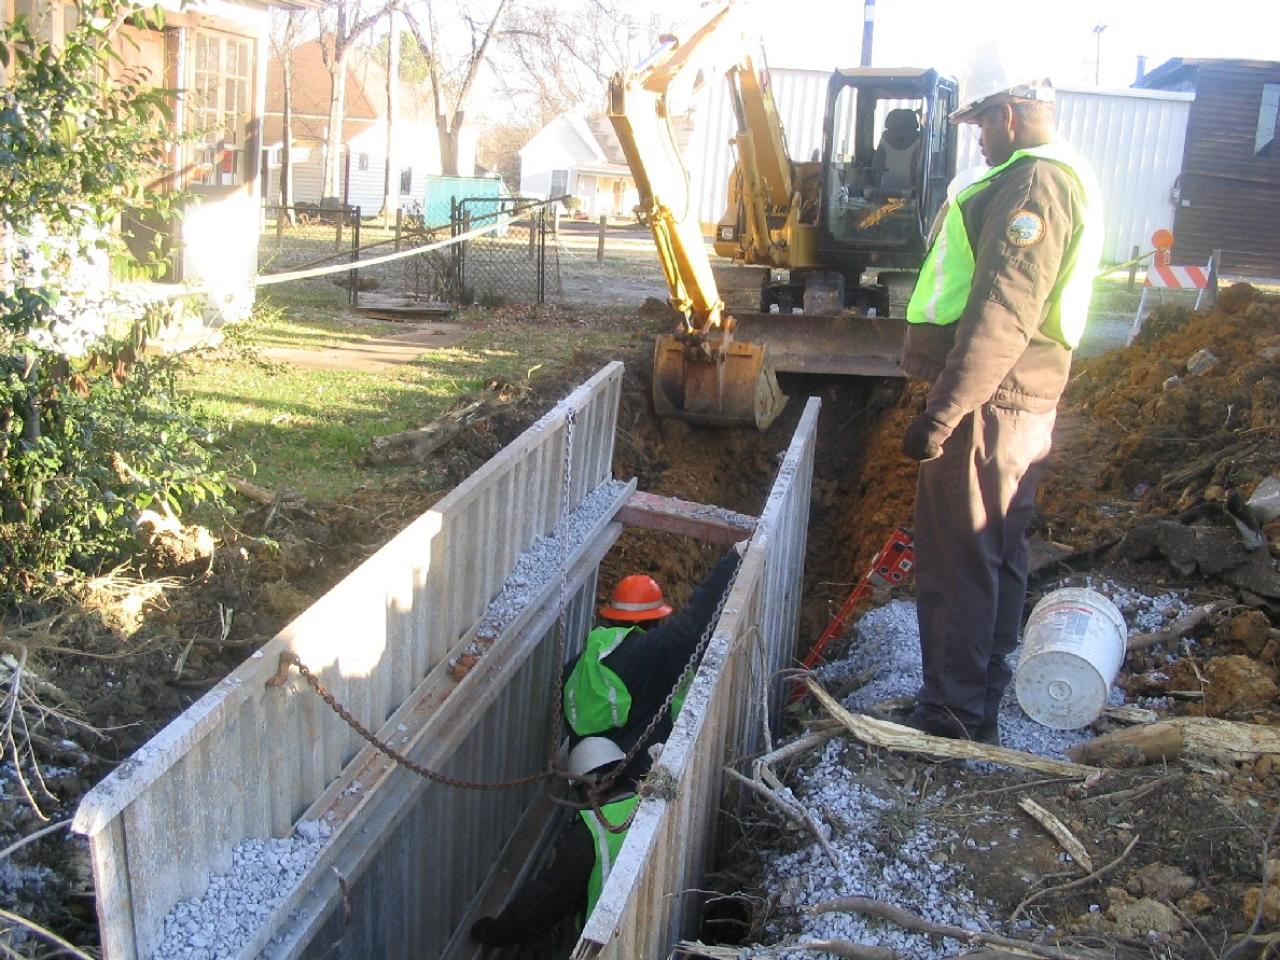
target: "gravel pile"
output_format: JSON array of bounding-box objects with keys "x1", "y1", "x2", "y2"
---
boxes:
[
  {"x1": 468, "y1": 479, "x2": 630, "y2": 647},
  {"x1": 820, "y1": 599, "x2": 1095, "y2": 758},
  {"x1": 152, "y1": 820, "x2": 332, "y2": 960},
  {"x1": 760, "y1": 735, "x2": 987, "y2": 957}
]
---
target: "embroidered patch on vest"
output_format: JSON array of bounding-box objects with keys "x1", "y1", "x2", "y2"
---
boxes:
[{"x1": 1006, "y1": 210, "x2": 1045, "y2": 247}]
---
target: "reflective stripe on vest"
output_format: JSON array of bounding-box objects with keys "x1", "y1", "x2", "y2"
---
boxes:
[
  {"x1": 581, "y1": 793, "x2": 640, "y2": 920},
  {"x1": 906, "y1": 141, "x2": 1104, "y2": 349},
  {"x1": 564, "y1": 626, "x2": 635, "y2": 737}
]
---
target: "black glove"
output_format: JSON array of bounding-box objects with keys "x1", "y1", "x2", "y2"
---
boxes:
[
  {"x1": 471, "y1": 916, "x2": 514, "y2": 947},
  {"x1": 902, "y1": 413, "x2": 953, "y2": 462}
]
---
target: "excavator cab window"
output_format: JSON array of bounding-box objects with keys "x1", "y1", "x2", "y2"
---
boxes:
[
  {"x1": 819, "y1": 70, "x2": 956, "y2": 261},
  {"x1": 824, "y1": 83, "x2": 925, "y2": 247}
]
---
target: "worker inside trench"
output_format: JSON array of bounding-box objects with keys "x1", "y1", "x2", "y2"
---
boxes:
[{"x1": 469, "y1": 366, "x2": 910, "y2": 956}]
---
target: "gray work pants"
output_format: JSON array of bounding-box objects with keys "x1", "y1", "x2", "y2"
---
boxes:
[{"x1": 913, "y1": 403, "x2": 1056, "y2": 735}]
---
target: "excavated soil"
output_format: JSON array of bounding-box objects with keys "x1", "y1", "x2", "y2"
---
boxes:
[{"x1": 5, "y1": 289, "x2": 1280, "y2": 955}]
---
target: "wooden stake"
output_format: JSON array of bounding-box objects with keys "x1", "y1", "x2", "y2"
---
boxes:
[{"x1": 1018, "y1": 797, "x2": 1094, "y2": 873}]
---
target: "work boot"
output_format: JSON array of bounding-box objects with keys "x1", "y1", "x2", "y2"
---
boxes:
[
  {"x1": 975, "y1": 721, "x2": 1001, "y2": 747},
  {"x1": 902, "y1": 706, "x2": 971, "y2": 740}
]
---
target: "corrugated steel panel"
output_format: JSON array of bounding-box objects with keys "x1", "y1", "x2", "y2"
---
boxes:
[
  {"x1": 688, "y1": 67, "x2": 1192, "y2": 265},
  {"x1": 75, "y1": 364, "x2": 627, "y2": 960},
  {"x1": 1171, "y1": 61, "x2": 1280, "y2": 275}
]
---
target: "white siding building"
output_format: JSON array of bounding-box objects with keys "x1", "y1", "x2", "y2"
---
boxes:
[{"x1": 517, "y1": 113, "x2": 641, "y2": 218}]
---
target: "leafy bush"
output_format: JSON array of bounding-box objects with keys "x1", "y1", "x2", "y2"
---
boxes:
[{"x1": 1, "y1": 1, "x2": 228, "y2": 604}]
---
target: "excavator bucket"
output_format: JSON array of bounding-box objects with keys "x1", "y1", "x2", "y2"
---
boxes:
[
  {"x1": 652, "y1": 335, "x2": 787, "y2": 430},
  {"x1": 731, "y1": 313, "x2": 908, "y2": 377}
]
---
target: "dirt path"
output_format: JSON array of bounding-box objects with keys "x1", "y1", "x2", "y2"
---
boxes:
[{"x1": 259, "y1": 321, "x2": 471, "y2": 372}]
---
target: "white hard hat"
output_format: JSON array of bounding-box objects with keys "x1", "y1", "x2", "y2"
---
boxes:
[
  {"x1": 567, "y1": 736, "x2": 626, "y2": 781},
  {"x1": 950, "y1": 38, "x2": 1054, "y2": 124}
]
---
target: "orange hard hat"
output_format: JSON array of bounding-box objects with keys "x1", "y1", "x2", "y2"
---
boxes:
[{"x1": 600, "y1": 574, "x2": 673, "y2": 622}]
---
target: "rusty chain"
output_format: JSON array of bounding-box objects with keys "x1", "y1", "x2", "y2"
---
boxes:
[
  {"x1": 276, "y1": 652, "x2": 552, "y2": 791},
  {"x1": 269, "y1": 403, "x2": 581, "y2": 793}
]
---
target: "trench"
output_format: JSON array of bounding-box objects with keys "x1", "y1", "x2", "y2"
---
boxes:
[{"x1": 507, "y1": 351, "x2": 916, "y2": 957}]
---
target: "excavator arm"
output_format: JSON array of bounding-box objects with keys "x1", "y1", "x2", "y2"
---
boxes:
[{"x1": 607, "y1": 1, "x2": 786, "y2": 429}]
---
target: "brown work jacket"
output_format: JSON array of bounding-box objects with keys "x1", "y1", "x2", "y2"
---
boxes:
[{"x1": 900, "y1": 156, "x2": 1085, "y2": 428}]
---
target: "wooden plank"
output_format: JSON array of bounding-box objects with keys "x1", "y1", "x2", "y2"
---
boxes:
[
  {"x1": 618, "y1": 490, "x2": 756, "y2": 545},
  {"x1": 249, "y1": 506, "x2": 631, "y2": 960}
]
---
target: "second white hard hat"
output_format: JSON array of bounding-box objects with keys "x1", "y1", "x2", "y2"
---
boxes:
[
  {"x1": 567, "y1": 736, "x2": 626, "y2": 781},
  {"x1": 950, "y1": 37, "x2": 1054, "y2": 124}
]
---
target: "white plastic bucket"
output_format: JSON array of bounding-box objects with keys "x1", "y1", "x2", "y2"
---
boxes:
[{"x1": 1014, "y1": 587, "x2": 1127, "y2": 730}]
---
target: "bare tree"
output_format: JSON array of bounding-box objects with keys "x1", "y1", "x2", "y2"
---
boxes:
[
  {"x1": 380, "y1": 2, "x2": 400, "y2": 221},
  {"x1": 497, "y1": 1, "x2": 660, "y2": 124},
  {"x1": 402, "y1": 0, "x2": 511, "y2": 177},
  {"x1": 269, "y1": 9, "x2": 305, "y2": 216},
  {"x1": 316, "y1": 0, "x2": 387, "y2": 200}
]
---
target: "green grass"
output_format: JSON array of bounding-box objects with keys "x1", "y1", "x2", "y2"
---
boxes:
[{"x1": 178, "y1": 295, "x2": 639, "y2": 499}]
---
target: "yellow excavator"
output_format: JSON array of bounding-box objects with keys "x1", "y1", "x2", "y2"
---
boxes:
[{"x1": 608, "y1": 1, "x2": 959, "y2": 428}]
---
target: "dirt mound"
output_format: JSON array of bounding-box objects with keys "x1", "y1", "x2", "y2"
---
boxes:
[{"x1": 1042, "y1": 284, "x2": 1280, "y2": 546}]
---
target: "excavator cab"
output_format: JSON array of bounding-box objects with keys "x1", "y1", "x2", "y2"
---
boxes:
[{"x1": 820, "y1": 69, "x2": 957, "y2": 269}]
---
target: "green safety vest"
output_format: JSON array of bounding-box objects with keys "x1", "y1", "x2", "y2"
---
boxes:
[
  {"x1": 564, "y1": 626, "x2": 692, "y2": 738},
  {"x1": 581, "y1": 793, "x2": 641, "y2": 919},
  {"x1": 906, "y1": 141, "x2": 1104, "y2": 349},
  {"x1": 564, "y1": 626, "x2": 635, "y2": 737}
]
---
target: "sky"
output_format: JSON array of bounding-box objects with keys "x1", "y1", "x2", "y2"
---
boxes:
[{"x1": 633, "y1": 0, "x2": 1280, "y2": 90}]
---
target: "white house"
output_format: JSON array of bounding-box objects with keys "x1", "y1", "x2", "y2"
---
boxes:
[
  {"x1": 262, "y1": 41, "x2": 477, "y2": 215},
  {"x1": 518, "y1": 113, "x2": 653, "y2": 218}
]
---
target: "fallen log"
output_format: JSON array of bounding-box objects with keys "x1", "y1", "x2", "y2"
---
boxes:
[
  {"x1": 809, "y1": 897, "x2": 1099, "y2": 960},
  {"x1": 229, "y1": 477, "x2": 301, "y2": 507},
  {"x1": 1067, "y1": 717, "x2": 1280, "y2": 768},
  {"x1": 366, "y1": 398, "x2": 484, "y2": 465},
  {"x1": 806, "y1": 679, "x2": 1100, "y2": 779}
]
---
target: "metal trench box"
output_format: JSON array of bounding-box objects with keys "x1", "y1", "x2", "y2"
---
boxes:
[{"x1": 73, "y1": 362, "x2": 818, "y2": 960}]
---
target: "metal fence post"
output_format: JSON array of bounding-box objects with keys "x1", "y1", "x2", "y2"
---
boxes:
[
  {"x1": 1127, "y1": 244, "x2": 1140, "y2": 290},
  {"x1": 596, "y1": 215, "x2": 606, "y2": 264},
  {"x1": 350, "y1": 206, "x2": 361, "y2": 309},
  {"x1": 395, "y1": 209, "x2": 403, "y2": 253},
  {"x1": 537, "y1": 209, "x2": 546, "y2": 305}
]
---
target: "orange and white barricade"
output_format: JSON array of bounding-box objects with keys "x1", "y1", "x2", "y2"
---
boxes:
[{"x1": 1129, "y1": 229, "x2": 1219, "y2": 343}]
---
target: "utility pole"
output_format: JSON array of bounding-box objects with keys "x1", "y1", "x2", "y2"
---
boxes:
[
  {"x1": 1092, "y1": 22, "x2": 1107, "y2": 85},
  {"x1": 861, "y1": 0, "x2": 875, "y2": 67}
]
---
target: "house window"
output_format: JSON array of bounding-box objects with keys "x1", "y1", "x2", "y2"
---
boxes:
[
  {"x1": 549, "y1": 168, "x2": 569, "y2": 201},
  {"x1": 1256, "y1": 83, "x2": 1279, "y2": 157},
  {"x1": 188, "y1": 30, "x2": 253, "y2": 187},
  {"x1": 399, "y1": 167, "x2": 413, "y2": 194},
  {"x1": 358, "y1": 152, "x2": 370, "y2": 171}
]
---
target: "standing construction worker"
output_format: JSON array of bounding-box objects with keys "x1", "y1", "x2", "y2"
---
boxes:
[
  {"x1": 898, "y1": 40, "x2": 1103, "y2": 743},
  {"x1": 561, "y1": 541, "x2": 744, "y2": 780}
]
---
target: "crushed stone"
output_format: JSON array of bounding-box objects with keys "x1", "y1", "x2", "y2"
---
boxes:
[
  {"x1": 151, "y1": 820, "x2": 332, "y2": 960},
  {"x1": 464, "y1": 479, "x2": 630, "y2": 652},
  {"x1": 757, "y1": 735, "x2": 987, "y2": 957},
  {"x1": 762, "y1": 582, "x2": 1187, "y2": 955}
]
